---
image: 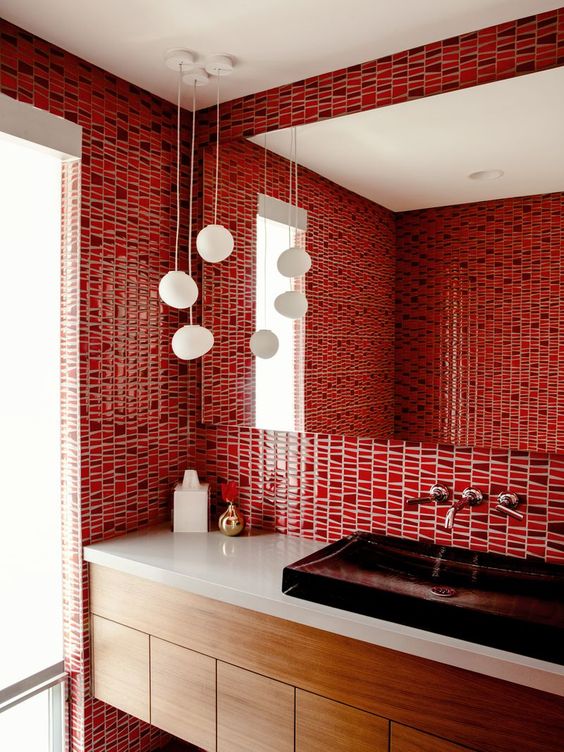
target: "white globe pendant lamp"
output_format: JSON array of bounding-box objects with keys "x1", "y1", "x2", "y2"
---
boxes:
[
  {"x1": 274, "y1": 290, "x2": 308, "y2": 320},
  {"x1": 250, "y1": 133, "x2": 279, "y2": 359},
  {"x1": 166, "y1": 54, "x2": 214, "y2": 360},
  {"x1": 197, "y1": 223, "x2": 234, "y2": 263},
  {"x1": 197, "y1": 56, "x2": 235, "y2": 263},
  {"x1": 277, "y1": 245, "x2": 311, "y2": 277},
  {"x1": 159, "y1": 271, "x2": 198, "y2": 309},
  {"x1": 250, "y1": 329, "x2": 279, "y2": 359},
  {"x1": 277, "y1": 126, "x2": 311, "y2": 279},
  {"x1": 159, "y1": 51, "x2": 199, "y2": 309},
  {"x1": 172, "y1": 324, "x2": 214, "y2": 360}
]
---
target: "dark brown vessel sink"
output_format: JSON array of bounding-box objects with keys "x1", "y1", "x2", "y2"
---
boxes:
[{"x1": 282, "y1": 532, "x2": 564, "y2": 664}]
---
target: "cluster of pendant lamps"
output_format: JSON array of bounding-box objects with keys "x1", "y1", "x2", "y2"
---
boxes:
[
  {"x1": 250, "y1": 127, "x2": 312, "y2": 359},
  {"x1": 158, "y1": 49, "x2": 234, "y2": 360},
  {"x1": 159, "y1": 49, "x2": 311, "y2": 362}
]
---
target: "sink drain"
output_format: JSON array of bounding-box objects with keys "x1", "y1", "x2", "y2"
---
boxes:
[{"x1": 430, "y1": 585, "x2": 457, "y2": 597}]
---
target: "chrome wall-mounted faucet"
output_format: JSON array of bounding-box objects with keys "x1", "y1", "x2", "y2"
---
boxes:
[
  {"x1": 495, "y1": 492, "x2": 523, "y2": 520},
  {"x1": 406, "y1": 483, "x2": 450, "y2": 506},
  {"x1": 444, "y1": 487, "x2": 483, "y2": 530}
]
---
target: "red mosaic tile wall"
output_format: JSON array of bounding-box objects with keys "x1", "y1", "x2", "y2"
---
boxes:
[
  {"x1": 2, "y1": 8, "x2": 564, "y2": 752},
  {"x1": 395, "y1": 193, "x2": 564, "y2": 453},
  {"x1": 197, "y1": 426, "x2": 564, "y2": 563},
  {"x1": 201, "y1": 138, "x2": 395, "y2": 437},
  {"x1": 0, "y1": 18, "x2": 196, "y2": 752}
]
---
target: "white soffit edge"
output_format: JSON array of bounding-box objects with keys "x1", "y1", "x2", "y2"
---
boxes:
[{"x1": 0, "y1": 94, "x2": 82, "y2": 160}]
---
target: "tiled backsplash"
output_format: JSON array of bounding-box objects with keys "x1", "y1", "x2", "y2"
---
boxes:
[{"x1": 196, "y1": 425, "x2": 564, "y2": 562}]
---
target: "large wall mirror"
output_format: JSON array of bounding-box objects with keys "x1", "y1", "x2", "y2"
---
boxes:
[{"x1": 201, "y1": 67, "x2": 564, "y2": 453}]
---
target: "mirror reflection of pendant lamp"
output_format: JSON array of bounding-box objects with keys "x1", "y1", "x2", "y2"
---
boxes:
[
  {"x1": 197, "y1": 55, "x2": 235, "y2": 263},
  {"x1": 159, "y1": 51, "x2": 199, "y2": 309},
  {"x1": 277, "y1": 126, "x2": 311, "y2": 278},
  {"x1": 275, "y1": 127, "x2": 310, "y2": 320},
  {"x1": 172, "y1": 65, "x2": 215, "y2": 360},
  {"x1": 250, "y1": 133, "x2": 279, "y2": 359}
]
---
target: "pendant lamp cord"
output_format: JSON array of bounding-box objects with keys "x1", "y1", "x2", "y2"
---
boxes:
[
  {"x1": 174, "y1": 64, "x2": 183, "y2": 271},
  {"x1": 294, "y1": 126, "x2": 298, "y2": 240},
  {"x1": 287, "y1": 128, "x2": 294, "y2": 247},
  {"x1": 263, "y1": 133, "x2": 268, "y2": 328},
  {"x1": 188, "y1": 80, "x2": 197, "y2": 325},
  {"x1": 214, "y1": 70, "x2": 221, "y2": 225}
]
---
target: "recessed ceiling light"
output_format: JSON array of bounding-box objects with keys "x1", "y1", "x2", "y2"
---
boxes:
[{"x1": 468, "y1": 169, "x2": 504, "y2": 181}]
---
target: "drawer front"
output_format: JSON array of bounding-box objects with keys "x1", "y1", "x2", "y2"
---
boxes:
[
  {"x1": 296, "y1": 689, "x2": 389, "y2": 752},
  {"x1": 91, "y1": 614, "x2": 149, "y2": 722},
  {"x1": 151, "y1": 637, "x2": 216, "y2": 751},
  {"x1": 217, "y1": 662, "x2": 294, "y2": 752},
  {"x1": 392, "y1": 723, "x2": 476, "y2": 752}
]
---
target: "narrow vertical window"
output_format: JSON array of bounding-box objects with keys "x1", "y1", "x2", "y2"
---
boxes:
[{"x1": 255, "y1": 196, "x2": 306, "y2": 432}]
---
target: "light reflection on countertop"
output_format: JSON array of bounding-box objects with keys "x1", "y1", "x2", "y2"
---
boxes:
[{"x1": 84, "y1": 525, "x2": 564, "y2": 697}]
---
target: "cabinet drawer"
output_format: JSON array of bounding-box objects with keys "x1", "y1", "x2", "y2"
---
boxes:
[
  {"x1": 392, "y1": 723, "x2": 475, "y2": 752},
  {"x1": 296, "y1": 689, "x2": 389, "y2": 752},
  {"x1": 217, "y1": 662, "x2": 294, "y2": 752},
  {"x1": 91, "y1": 615, "x2": 149, "y2": 722},
  {"x1": 151, "y1": 637, "x2": 216, "y2": 751}
]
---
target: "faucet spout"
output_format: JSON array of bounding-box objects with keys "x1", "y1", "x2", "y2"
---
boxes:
[
  {"x1": 443, "y1": 487, "x2": 483, "y2": 530},
  {"x1": 444, "y1": 499, "x2": 465, "y2": 529}
]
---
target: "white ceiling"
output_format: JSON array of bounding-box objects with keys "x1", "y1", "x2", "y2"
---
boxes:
[
  {"x1": 0, "y1": 0, "x2": 562, "y2": 110},
  {"x1": 249, "y1": 67, "x2": 564, "y2": 211}
]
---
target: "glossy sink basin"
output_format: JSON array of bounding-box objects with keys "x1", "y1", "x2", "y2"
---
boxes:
[{"x1": 282, "y1": 532, "x2": 564, "y2": 664}]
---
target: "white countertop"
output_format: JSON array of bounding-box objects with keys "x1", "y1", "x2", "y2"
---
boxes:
[{"x1": 84, "y1": 526, "x2": 564, "y2": 697}]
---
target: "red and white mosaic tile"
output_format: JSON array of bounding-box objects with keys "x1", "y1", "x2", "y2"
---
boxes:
[
  {"x1": 1, "y1": 7, "x2": 564, "y2": 752},
  {"x1": 395, "y1": 193, "x2": 564, "y2": 453}
]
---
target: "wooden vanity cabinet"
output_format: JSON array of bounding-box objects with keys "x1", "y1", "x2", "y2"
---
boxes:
[
  {"x1": 151, "y1": 637, "x2": 216, "y2": 751},
  {"x1": 217, "y1": 662, "x2": 294, "y2": 752},
  {"x1": 296, "y1": 690, "x2": 389, "y2": 752},
  {"x1": 391, "y1": 723, "x2": 474, "y2": 752},
  {"x1": 89, "y1": 564, "x2": 564, "y2": 752},
  {"x1": 91, "y1": 614, "x2": 149, "y2": 722}
]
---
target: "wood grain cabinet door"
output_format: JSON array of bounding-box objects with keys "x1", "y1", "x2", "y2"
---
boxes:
[
  {"x1": 296, "y1": 689, "x2": 389, "y2": 752},
  {"x1": 151, "y1": 637, "x2": 216, "y2": 751},
  {"x1": 217, "y1": 661, "x2": 294, "y2": 752},
  {"x1": 91, "y1": 615, "x2": 149, "y2": 722},
  {"x1": 392, "y1": 723, "x2": 476, "y2": 752}
]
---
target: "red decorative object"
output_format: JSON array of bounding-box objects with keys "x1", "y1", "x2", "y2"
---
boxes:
[{"x1": 221, "y1": 480, "x2": 239, "y2": 503}]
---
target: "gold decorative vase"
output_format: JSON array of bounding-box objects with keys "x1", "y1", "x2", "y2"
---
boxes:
[{"x1": 218, "y1": 502, "x2": 245, "y2": 537}]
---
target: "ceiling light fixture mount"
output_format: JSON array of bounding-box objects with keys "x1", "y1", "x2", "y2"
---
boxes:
[
  {"x1": 183, "y1": 66, "x2": 210, "y2": 87},
  {"x1": 468, "y1": 169, "x2": 504, "y2": 181},
  {"x1": 164, "y1": 48, "x2": 195, "y2": 71},
  {"x1": 204, "y1": 54, "x2": 234, "y2": 77}
]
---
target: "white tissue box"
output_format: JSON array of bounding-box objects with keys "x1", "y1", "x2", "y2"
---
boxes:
[{"x1": 173, "y1": 483, "x2": 209, "y2": 533}]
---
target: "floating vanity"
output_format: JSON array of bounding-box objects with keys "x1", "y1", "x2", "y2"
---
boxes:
[{"x1": 84, "y1": 527, "x2": 564, "y2": 752}]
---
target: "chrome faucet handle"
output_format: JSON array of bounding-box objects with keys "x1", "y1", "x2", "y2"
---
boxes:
[
  {"x1": 461, "y1": 487, "x2": 483, "y2": 506},
  {"x1": 406, "y1": 483, "x2": 450, "y2": 505},
  {"x1": 495, "y1": 492, "x2": 523, "y2": 521}
]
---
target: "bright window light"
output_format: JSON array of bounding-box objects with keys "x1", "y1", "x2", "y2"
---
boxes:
[
  {"x1": 0, "y1": 135, "x2": 64, "y2": 749},
  {"x1": 255, "y1": 212, "x2": 304, "y2": 432}
]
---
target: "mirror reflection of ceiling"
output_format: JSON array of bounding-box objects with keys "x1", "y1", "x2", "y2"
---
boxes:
[{"x1": 249, "y1": 67, "x2": 564, "y2": 211}]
